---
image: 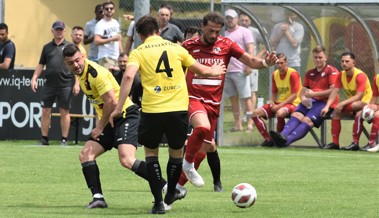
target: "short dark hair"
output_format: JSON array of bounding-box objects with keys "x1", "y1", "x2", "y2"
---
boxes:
[
  {"x1": 102, "y1": 1, "x2": 114, "y2": 8},
  {"x1": 0, "y1": 23, "x2": 8, "y2": 32},
  {"x1": 276, "y1": 53, "x2": 287, "y2": 61},
  {"x1": 312, "y1": 45, "x2": 326, "y2": 53},
  {"x1": 119, "y1": 52, "x2": 128, "y2": 58},
  {"x1": 63, "y1": 44, "x2": 81, "y2": 58},
  {"x1": 203, "y1": 12, "x2": 224, "y2": 28},
  {"x1": 341, "y1": 51, "x2": 355, "y2": 60},
  {"x1": 160, "y1": 3, "x2": 173, "y2": 15},
  {"x1": 95, "y1": 4, "x2": 103, "y2": 13},
  {"x1": 135, "y1": 15, "x2": 159, "y2": 38},
  {"x1": 184, "y1": 26, "x2": 201, "y2": 39},
  {"x1": 72, "y1": 26, "x2": 83, "y2": 31}
]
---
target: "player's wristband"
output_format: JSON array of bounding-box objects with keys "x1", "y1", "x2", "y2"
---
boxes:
[{"x1": 262, "y1": 59, "x2": 269, "y2": 68}]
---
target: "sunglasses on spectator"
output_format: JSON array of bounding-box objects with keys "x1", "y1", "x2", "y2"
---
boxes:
[{"x1": 104, "y1": 7, "x2": 114, "y2": 11}]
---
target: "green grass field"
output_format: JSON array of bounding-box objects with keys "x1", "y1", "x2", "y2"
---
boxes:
[{"x1": 1, "y1": 141, "x2": 379, "y2": 218}]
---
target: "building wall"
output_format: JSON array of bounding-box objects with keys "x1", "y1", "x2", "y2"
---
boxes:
[{"x1": 5, "y1": 0, "x2": 120, "y2": 68}]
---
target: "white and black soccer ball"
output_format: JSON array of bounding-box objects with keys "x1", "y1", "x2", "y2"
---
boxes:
[
  {"x1": 231, "y1": 183, "x2": 257, "y2": 208},
  {"x1": 362, "y1": 105, "x2": 375, "y2": 121}
]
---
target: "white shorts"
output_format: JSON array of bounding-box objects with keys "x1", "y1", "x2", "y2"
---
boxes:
[
  {"x1": 250, "y1": 69, "x2": 259, "y2": 92},
  {"x1": 223, "y1": 72, "x2": 251, "y2": 99}
]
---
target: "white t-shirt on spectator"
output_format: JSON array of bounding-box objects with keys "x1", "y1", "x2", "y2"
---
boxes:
[{"x1": 94, "y1": 18, "x2": 120, "y2": 60}]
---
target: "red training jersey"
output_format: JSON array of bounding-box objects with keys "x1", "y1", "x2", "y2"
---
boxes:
[
  {"x1": 303, "y1": 64, "x2": 340, "y2": 108},
  {"x1": 182, "y1": 36, "x2": 245, "y2": 105}
]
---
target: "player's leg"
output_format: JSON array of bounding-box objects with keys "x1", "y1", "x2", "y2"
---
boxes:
[
  {"x1": 252, "y1": 104, "x2": 273, "y2": 146},
  {"x1": 207, "y1": 139, "x2": 223, "y2": 192},
  {"x1": 79, "y1": 139, "x2": 107, "y2": 209},
  {"x1": 162, "y1": 112, "x2": 187, "y2": 210},
  {"x1": 57, "y1": 86, "x2": 73, "y2": 145},
  {"x1": 344, "y1": 101, "x2": 366, "y2": 150},
  {"x1": 183, "y1": 112, "x2": 209, "y2": 187},
  {"x1": 138, "y1": 112, "x2": 165, "y2": 214}
]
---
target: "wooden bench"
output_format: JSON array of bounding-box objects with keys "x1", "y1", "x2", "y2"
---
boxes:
[{"x1": 51, "y1": 113, "x2": 96, "y2": 144}]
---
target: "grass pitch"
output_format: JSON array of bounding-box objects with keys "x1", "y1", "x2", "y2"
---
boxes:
[{"x1": 1, "y1": 140, "x2": 378, "y2": 218}]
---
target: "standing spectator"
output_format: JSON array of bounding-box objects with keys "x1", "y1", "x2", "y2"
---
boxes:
[
  {"x1": 94, "y1": 1, "x2": 122, "y2": 69},
  {"x1": 183, "y1": 26, "x2": 201, "y2": 41},
  {"x1": 109, "y1": 15, "x2": 226, "y2": 214},
  {"x1": 84, "y1": 4, "x2": 103, "y2": 62},
  {"x1": 321, "y1": 52, "x2": 372, "y2": 150},
  {"x1": 223, "y1": 9, "x2": 255, "y2": 132},
  {"x1": 269, "y1": 46, "x2": 340, "y2": 147},
  {"x1": 157, "y1": 4, "x2": 184, "y2": 43},
  {"x1": 270, "y1": 11, "x2": 304, "y2": 72},
  {"x1": 239, "y1": 13, "x2": 264, "y2": 123},
  {"x1": 108, "y1": 52, "x2": 142, "y2": 107},
  {"x1": 71, "y1": 26, "x2": 87, "y2": 58},
  {"x1": 0, "y1": 23, "x2": 16, "y2": 70},
  {"x1": 62, "y1": 44, "x2": 164, "y2": 209},
  {"x1": 31, "y1": 21, "x2": 80, "y2": 146},
  {"x1": 175, "y1": 12, "x2": 277, "y2": 202},
  {"x1": 159, "y1": 3, "x2": 185, "y2": 32},
  {"x1": 124, "y1": 20, "x2": 135, "y2": 55},
  {"x1": 252, "y1": 53, "x2": 302, "y2": 147}
]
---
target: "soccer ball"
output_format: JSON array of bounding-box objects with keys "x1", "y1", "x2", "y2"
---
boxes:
[
  {"x1": 362, "y1": 105, "x2": 375, "y2": 121},
  {"x1": 231, "y1": 183, "x2": 257, "y2": 208}
]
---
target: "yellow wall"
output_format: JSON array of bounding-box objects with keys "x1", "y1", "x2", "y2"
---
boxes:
[{"x1": 6, "y1": 0, "x2": 120, "y2": 68}]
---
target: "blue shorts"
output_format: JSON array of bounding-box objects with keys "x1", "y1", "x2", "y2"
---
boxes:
[{"x1": 295, "y1": 99, "x2": 333, "y2": 128}]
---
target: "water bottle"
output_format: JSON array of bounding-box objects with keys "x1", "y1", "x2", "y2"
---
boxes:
[
  {"x1": 306, "y1": 98, "x2": 313, "y2": 109},
  {"x1": 257, "y1": 95, "x2": 264, "y2": 108}
]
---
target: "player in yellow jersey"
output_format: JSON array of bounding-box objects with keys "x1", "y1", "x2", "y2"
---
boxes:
[
  {"x1": 252, "y1": 53, "x2": 302, "y2": 147},
  {"x1": 109, "y1": 15, "x2": 226, "y2": 214},
  {"x1": 62, "y1": 44, "x2": 166, "y2": 209},
  {"x1": 321, "y1": 52, "x2": 372, "y2": 150}
]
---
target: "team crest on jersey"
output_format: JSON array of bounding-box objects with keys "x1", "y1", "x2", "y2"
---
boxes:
[
  {"x1": 213, "y1": 47, "x2": 221, "y2": 54},
  {"x1": 154, "y1": 86, "x2": 161, "y2": 93},
  {"x1": 321, "y1": 72, "x2": 325, "y2": 77}
]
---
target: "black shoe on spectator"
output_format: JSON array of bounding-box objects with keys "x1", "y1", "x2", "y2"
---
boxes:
[
  {"x1": 87, "y1": 198, "x2": 108, "y2": 209},
  {"x1": 260, "y1": 139, "x2": 274, "y2": 147},
  {"x1": 40, "y1": 138, "x2": 49, "y2": 146},
  {"x1": 343, "y1": 142, "x2": 360, "y2": 151},
  {"x1": 323, "y1": 143, "x2": 340, "y2": 150},
  {"x1": 148, "y1": 201, "x2": 165, "y2": 214},
  {"x1": 269, "y1": 130, "x2": 287, "y2": 147}
]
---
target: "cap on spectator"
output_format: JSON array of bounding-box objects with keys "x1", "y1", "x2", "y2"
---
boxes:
[
  {"x1": 52, "y1": 21, "x2": 65, "y2": 29},
  {"x1": 225, "y1": 9, "x2": 238, "y2": 18}
]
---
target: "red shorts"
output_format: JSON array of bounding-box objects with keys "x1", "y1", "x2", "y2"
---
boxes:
[
  {"x1": 261, "y1": 103, "x2": 297, "y2": 119},
  {"x1": 188, "y1": 98, "x2": 219, "y2": 143}
]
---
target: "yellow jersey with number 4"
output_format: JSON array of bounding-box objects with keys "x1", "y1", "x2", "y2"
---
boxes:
[{"x1": 127, "y1": 36, "x2": 196, "y2": 113}]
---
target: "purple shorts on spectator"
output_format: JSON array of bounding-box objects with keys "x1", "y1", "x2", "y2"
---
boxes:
[{"x1": 295, "y1": 99, "x2": 333, "y2": 128}]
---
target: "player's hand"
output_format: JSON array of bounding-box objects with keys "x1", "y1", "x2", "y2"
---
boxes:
[
  {"x1": 366, "y1": 104, "x2": 378, "y2": 111},
  {"x1": 31, "y1": 78, "x2": 38, "y2": 93},
  {"x1": 334, "y1": 103, "x2": 344, "y2": 113},
  {"x1": 265, "y1": 51, "x2": 278, "y2": 66},
  {"x1": 109, "y1": 109, "x2": 122, "y2": 127},
  {"x1": 91, "y1": 127, "x2": 103, "y2": 141},
  {"x1": 304, "y1": 89, "x2": 314, "y2": 98},
  {"x1": 244, "y1": 68, "x2": 252, "y2": 76},
  {"x1": 211, "y1": 62, "x2": 226, "y2": 76},
  {"x1": 320, "y1": 106, "x2": 329, "y2": 117}
]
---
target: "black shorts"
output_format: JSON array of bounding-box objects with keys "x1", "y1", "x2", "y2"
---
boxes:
[
  {"x1": 90, "y1": 104, "x2": 140, "y2": 151},
  {"x1": 41, "y1": 86, "x2": 72, "y2": 109},
  {"x1": 139, "y1": 111, "x2": 188, "y2": 150}
]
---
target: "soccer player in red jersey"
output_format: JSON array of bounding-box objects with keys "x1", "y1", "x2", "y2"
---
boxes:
[
  {"x1": 361, "y1": 73, "x2": 379, "y2": 152},
  {"x1": 320, "y1": 52, "x2": 372, "y2": 150},
  {"x1": 177, "y1": 12, "x2": 277, "y2": 194},
  {"x1": 269, "y1": 46, "x2": 340, "y2": 147}
]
